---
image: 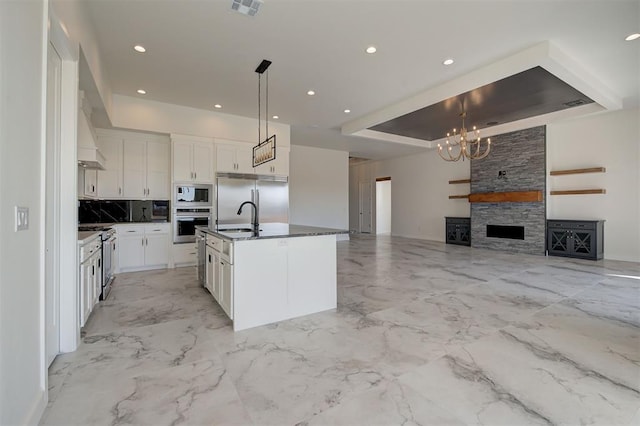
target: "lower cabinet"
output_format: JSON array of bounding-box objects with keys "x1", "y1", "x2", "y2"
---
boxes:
[
  {"x1": 220, "y1": 259, "x2": 233, "y2": 319},
  {"x1": 116, "y1": 223, "x2": 170, "y2": 272},
  {"x1": 445, "y1": 217, "x2": 471, "y2": 246},
  {"x1": 204, "y1": 235, "x2": 233, "y2": 320},
  {"x1": 79, "y1": 235, "x2": 101, "y2": 327},
  {"x1": 547, "y1": 219, "x2": 604, "y2": 260}
]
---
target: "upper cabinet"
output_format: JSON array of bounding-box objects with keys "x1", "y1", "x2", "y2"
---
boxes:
[
  {"x1": 255, "y1": 148, "x2": 289, "y2": 176},
  {"x1": 215, "y1": 140, "x2": 255, "y2": 174},
  {"x1": 96, "y1": 134, "x2": 123, "y2": 198},
  {"x1": 172, "y1": 135, "x2": 214, "y2": 183},
  {"x1": 95, "y1": 129, "x2": 170, "y2": 200},
  {"x1": 122, "y1": 139, "x2": 170, "y2": 199}
]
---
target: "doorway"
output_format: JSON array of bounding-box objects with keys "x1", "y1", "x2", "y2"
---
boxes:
[
  {"x1": 376, "y1": 177, "x2": 391, "y2": 235},
  {"x1": 358, "y1": 181, "x2": 372, "y2": 233}
]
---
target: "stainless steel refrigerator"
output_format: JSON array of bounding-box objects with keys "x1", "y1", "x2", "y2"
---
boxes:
[{"x1": 216, "y1": 173, "x2": 289, "y2": 226}]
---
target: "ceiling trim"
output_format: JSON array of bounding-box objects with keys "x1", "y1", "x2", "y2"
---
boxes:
[
  {"x1": 341, "y1": 41, "x2": 622, "y2": 144},
  {"x1": 349, "y1": 129, "x2": 436, "y2": 149}
]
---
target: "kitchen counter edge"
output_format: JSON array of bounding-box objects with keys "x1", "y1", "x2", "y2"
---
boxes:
[{"x1": 196, "y1": 224, "x2": 349, "y2": 241}]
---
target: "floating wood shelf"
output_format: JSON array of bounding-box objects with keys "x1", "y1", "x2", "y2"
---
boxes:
[
  {"x1": 550, "y1": 167, "x2": 606, "y2": 176},
  {"x1": 469, "y1": 190, "x2": 543, "y2": 203},
  {"x1": 449, "y1": 179, "x2": 471, "y2": 184},
  {"x1": 448, "y1": 194, "x2": 470, "y2": 199},
  {"x1": 550, "y1": 189, "x2": 606, "y2": 195}
]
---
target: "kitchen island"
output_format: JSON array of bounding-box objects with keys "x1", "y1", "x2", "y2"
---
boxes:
[{"x1": 197, "y1": 223, "x2": 348, "y2": 331}]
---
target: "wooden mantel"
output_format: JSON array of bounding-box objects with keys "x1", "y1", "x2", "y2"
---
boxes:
[{"x1": 468, "y1": 190, "x2": 543, "y2": 203}]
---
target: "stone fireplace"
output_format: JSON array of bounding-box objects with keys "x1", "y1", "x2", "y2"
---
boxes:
[{"x1": 470, "y1": 126, "x2": 546, "y2": 255}]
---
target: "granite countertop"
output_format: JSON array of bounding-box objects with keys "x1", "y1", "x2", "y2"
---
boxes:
[{"x1": 196, "y1": 223, "x2": 349, "y2": 241}]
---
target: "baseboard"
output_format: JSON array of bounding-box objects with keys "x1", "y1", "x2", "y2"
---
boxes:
[
  {"x1": 336, "y1": 234, "x2": 350, "y2": 242},
  {"x1": 21, "y1": 388, "x2": 47, "y2": 426}
]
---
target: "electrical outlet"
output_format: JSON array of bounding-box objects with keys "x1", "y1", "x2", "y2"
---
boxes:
[{"x1": 15, "y1": 206, "x2": 29, "y2": 231}]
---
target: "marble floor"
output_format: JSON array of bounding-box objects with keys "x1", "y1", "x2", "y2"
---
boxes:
[{"x1": 41, "y1": 235, "x2": 640, "y2": 425}]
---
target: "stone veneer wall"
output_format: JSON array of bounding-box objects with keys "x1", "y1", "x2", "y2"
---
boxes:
[{"x1": 471, "y1": 126, "x2": 546, "y2": 255}]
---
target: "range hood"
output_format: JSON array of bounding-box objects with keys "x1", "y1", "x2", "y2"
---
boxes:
[{"x1": 77, "y1": 92, "x2": 105, "y2": 170}]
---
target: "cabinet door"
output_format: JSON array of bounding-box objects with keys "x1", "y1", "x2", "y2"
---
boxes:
[
  {"x1": 205, "y1": 246, "x2": 214, "y2": 295},
  {"x1": 146, "y1": 141, "x2": 170, "y2": 199},
  {"x1": 548, "y1": 229, "x2": 570, "y2": 256},
  {"x1": 220, "y1": 259, "x2": 233, "y2": 319},
  {"x1": 118, "y1": 234, "x2": 145, "y2": 270},
  {"x1": 93, "y1": 255, "x2": 102, "y2": 306},
  {"x1": 144, "y1": 233, "x2": 169, "y2": 266},
  {"x1": 97, "y1": 136, "x2": 123, "y2": 198},
  {"x1": 570, "y1": 230, "x2": 595, "y2": 258},
  {"x1": 212, "y1": 251, "x2": 221, "y2": 302},
  {"x1": 192, "y1": 141, "x2": 214, "y2": 183},
  {"x1": 257, "y1": 148, "x2": 289, "y2": 175},
  {"x1": 84, "y1": 169, "x2": 98, "y2": 197},
  {"x1": 123, "y1": 140, "x2": 147, "y2": 198},
  {"x1": 216, "y1": 144, "x2": 237, "y2": 173},
  {"x1": 79, "y1": 261, "x2": 91, "y2": 327},
  {"x1": 173, "y1": 140, "x2": 193, "y2": 182},
  {"x1": 235, "y1": 145, "x2": 254, "y2": 174}
]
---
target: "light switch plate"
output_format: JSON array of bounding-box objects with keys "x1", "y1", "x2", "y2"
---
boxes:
[{"x1": 15, "y1": 206, "x2": 29, "y2": 231}]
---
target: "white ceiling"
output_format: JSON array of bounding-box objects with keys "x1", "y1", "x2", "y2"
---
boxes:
[{"x1": 83, "y1": 0, "x2": 640, "y2": 160}]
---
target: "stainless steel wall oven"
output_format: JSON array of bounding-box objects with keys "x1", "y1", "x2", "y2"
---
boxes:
[{"x1": 174, "y1": 208, "x2": 211, "y2": 243}]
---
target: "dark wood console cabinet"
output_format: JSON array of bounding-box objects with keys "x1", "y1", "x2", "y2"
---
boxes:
[
  {"x1": 446, "y1": 217, "x2": 471, "y2": 246},
  {"x1": 547, "y1": 219, "x2": 604, "y2": 260}
]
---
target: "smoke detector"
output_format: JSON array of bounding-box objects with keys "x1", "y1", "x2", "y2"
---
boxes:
[{"x1": 231, "y1": 0, "x2": 263, "y2": 17}]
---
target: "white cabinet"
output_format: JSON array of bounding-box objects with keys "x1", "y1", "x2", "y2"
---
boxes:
[
  {"x1": 97, "y1": 135, "x2": 123, "y2": 198},
  {"x1": 204, "y1": 234, "x2": 233, "y2": 319},
  {"x1": 79, "y1": 168, "x2": 98, "y2": 198},
  {"x1": 255, "y1": 148, "x2": 289, "y2": 176},
  {"x1": 215, "y1": 142, "x2": 254, "y2": 174},
  {"x1": 172, "y1": 136, "x2": 214, "y2": 183},
  {"x1": 220, "y1": 258, "x2": 233, "y2": 318},
  {"x1": 79, "y1": 234, "x2": 101, "y2": 327},
  {"x1": 205, "y1": 245, "x2": 220, "y2": 297},
  {"x1": 95, "y1": 129, "x2": 170, "y2": 200},
  {"x1": 116, "y1": 223, "x2": 170, "y2": 272},
  {"x1": 123, "y1": 140, "x2": 170, "y2": 199}
]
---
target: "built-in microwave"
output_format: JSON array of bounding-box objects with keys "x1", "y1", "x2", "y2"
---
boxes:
[{"x1": 174, "y1": 184, "x2": 213, "y2": 208}]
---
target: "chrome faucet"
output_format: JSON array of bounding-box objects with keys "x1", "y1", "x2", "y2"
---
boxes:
[{"x1": 237, "y1": 201, "x2": 259, "y2": 233}]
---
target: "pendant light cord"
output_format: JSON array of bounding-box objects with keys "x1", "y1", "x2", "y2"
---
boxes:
[{"x1": 258, "y1": 73, "x2": 261, "y2": 144}]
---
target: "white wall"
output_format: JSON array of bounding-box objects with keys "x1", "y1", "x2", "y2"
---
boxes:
[
  {"x1": 289, "y1": 146, "x2": 349, "y2": 229},
  {"x1": 0, "y1": 0, "x2": 48, "y2": 424},
  {"x1": 350, "y1": 151, "x2": 470, "y2": 239},
  {"x1": 547, "y1": 108, "x2": 640, "y2": 262},
  {"x1": 376, "y1": 180, "x2": 392, "y2": 234},
  {"x1": 111, "y1": 95, "x2": 291, "y2": 147}
]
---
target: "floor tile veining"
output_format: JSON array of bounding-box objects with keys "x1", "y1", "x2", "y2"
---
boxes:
[{"x1": 41, "y1": 235, "x2": 640, "y2": 425}]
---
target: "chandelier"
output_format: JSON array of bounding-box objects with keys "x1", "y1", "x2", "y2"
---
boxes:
[{"x1": 437, "y1": 112, "x2": 491, "y2": 161}]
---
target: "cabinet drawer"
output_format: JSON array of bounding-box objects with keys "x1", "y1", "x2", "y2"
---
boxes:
[
  {"x1": 145, "y1": 223, "x2": 170, "y2": 234},
  {"x1": 206, "y1": 235, "x2": 222, "y2": 252},
  {"x1": 445, "y1": 217, "x2": 470, "y2": 225},
  {"x1": 547, "y1": 220, "x2": 596, "y2": 230},
  {"x1": 80, "y1": 239, "x2": 102, "y2": 261},
  {"x1": 116, "y1": 225, "x2": 145, "y2": 235}
]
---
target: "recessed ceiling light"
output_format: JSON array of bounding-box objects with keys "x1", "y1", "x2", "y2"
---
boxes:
[
  {"x1": 443, "y1": 58, "x2": 454, "y2": 65},
  {"x1": 134, "y1": 45, "x2": 146, "y2": 53},
  {"x1": 272, "y1": 115, "x2": 279, "y2": 119},
  {"x1": 307, "y1": 90, "x2": 315, "y2": 96},
  {"x1": 625, "y1": 33, "x2": 640, "y2": 41},
  {"x1": 137, "y1": 89, "x2": 146, "y2": 95},
  {"x1": 344, "y1": 109, "x2": 351, "y2": 114},
  {"x1": 365, "y1": 46, "x2": 377, "y2": 54},
  {"x1": 214, "y1": 104, "x2": 222, "y2": 109}
]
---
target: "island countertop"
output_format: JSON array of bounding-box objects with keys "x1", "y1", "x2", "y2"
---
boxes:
[{"x1": 196, "y1": 223, "x2": 349, "y2": 241}]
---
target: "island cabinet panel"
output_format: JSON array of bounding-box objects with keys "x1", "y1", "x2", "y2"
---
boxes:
[
  {"x1": 233, "y1": 239, "x2": 288, "y2": 330},
  {"x1": 287, "y1": 235, "x2": 337, "y2": 318},
  {"x1": 231, "y1": 234, "x2": 337, "y2": 331}
]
